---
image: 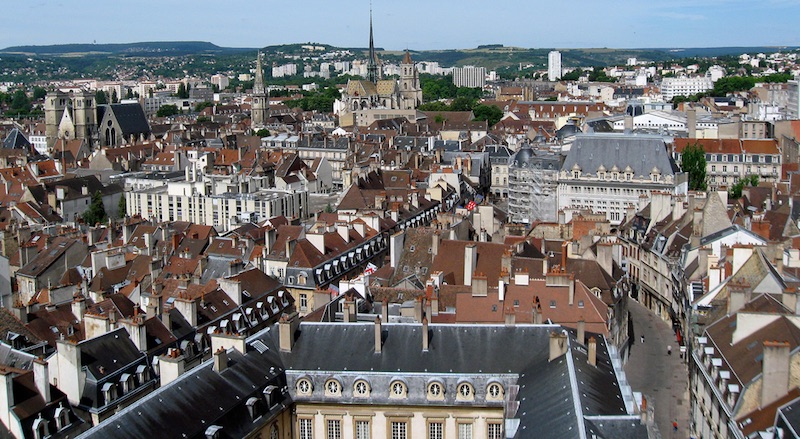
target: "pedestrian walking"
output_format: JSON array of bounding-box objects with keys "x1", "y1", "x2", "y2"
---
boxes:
[
  {"x1": 673, "y1": 419, "x2": 678, "y2": 431},
  {"x1": 641, "y1": 335, "x2": 644, "y2": 344},
  {"x1": 667, "y1": 345, "x2": 672, "y2": 355}
]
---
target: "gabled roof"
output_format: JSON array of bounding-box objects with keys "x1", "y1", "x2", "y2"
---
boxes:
[{"x1": 99, "y1": 103, "x2": 151, "y2": 136}]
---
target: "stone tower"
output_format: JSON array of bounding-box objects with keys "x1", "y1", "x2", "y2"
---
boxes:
[
  {"x1": 399, "y1": 50, "x2": 422, "y2": 110},
  {"x1": 251, "y1": 51, "x2": 269, "y2": 127},
  {"x1": 44, "y1": 90, "x2": 96, "y2": 148}
]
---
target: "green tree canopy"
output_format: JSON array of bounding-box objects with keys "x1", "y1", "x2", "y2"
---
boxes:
[
  {"x1": 111, "y1": 89, "x2": 118, "y2": 103},
  {"x1": 156, "y1": 104, "x2": 179, "y2": 117},
  {"x1": 729, "y1": 175, "x2": 759, "y2": 199},
  {"x1": 195, "y1": 101, "x2": 212, "y2": 112},
  {"x1": 472, "y1": 104, "x2": 503, "y2": 126},
  {"x1": 95, "y1": 90, "x2": 108, "y2": 105},
  {"x1": 254, "y1": 128, "x2": 270, "y2": 137},
  {"x1": 118, "y1": 195, "x2": 127, "y2": 219},
  {"x1": 32, "y1": 86, "x2": 47, "y2": 101},
  {"x1": 83, "y1": 191, "x2": 107, "y2": 226},
  {"x1": 682, "y1": 142, "x2": 707, "y2": 191}
]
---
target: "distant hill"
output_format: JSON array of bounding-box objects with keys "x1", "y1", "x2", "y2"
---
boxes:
[{"x1": 0, "y1": 41, "x2": 254, "y2": 56}]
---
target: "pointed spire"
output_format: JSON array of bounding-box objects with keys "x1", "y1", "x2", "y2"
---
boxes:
[
  {"x1": 402, "y1": 50, "x2": 413, "y2": 65},
  {"x1": 253, "y1": 51, "x2": 266, "y2": 96},
  {"x1": 367, "y1": 3, "x2": 379, "y2": 83}
]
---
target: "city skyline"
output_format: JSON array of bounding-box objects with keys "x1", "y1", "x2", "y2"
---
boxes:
[{"x1": 2, "y1": 0, "x2": 799, "y2": 51}]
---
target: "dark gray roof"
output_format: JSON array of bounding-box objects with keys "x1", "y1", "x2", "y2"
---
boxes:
[
  {"x1": 584, "y1": 417, "x2": 649, "y2": 438},
  {"x1": 776, "y1": 397, "x2": 800, "y2": 439},
  {"x1": 510, "y1": 145, "x2": 561, "y2": 169},
  {"x1": 562, "y1": 134, "x2": 679, "y2": 177},
  {"x1": 2, "y1": 128, "x2": 30, "y2": 149},
  {"x1": 77, "y1": 341, "x2": 289, "y2": 439},
  {"x1": 269, "y1": 322, "x2": 635, "y2": 439},
  {"x1": 100, "y1": 103, "x2": 151, "y2": 137}
]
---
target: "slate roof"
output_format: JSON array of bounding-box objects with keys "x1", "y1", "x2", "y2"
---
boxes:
[
  {"x1": 99, "y1": 103, "x2": 151, "y2": 137},
  {"x1": 562, "y1": 134, "x2": 679, "y2": 177},
  {"x1": 267, "y1": 322, "x2": 635, "y2": 439},
  {"x1": 2, "y1": 128, "x2": 30, "y2": 150}
]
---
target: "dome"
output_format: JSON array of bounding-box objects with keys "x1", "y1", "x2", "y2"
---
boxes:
[
  {"x1": 597, "y1": 164, "x2": 607, "y2": 172},
  {"x1": 610, "y1": 165, "x2": 620, "y2": 172},
  {"x1": 511, "y1": 145, "x2": 534, "y2": 167},
  {"x1": 556, "y1": 123, "x2": 579, "y2": 140}
]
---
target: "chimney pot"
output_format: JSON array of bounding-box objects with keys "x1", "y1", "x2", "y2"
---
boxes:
[{"x1": 374, "y1": 316, "x2": 382, "y2": 354}]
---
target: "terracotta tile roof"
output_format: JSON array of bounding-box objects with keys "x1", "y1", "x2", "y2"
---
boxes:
[
  {"x1": 673, "y1": 138, "x2": 742, "y2": 154},
  {"x1": 25, "y1": 304, "x2": 84, "y2": 346},
  {"x1": 431, "y1": 240, "x2": 510, "y2": 286},
  {"x1": 742, "y1": 139, "x2": 779, "y2": 155}
]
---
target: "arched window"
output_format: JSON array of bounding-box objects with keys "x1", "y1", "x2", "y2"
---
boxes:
[
  {"x1": 457, "y1": 382, "x2": 474, "y2": 401},
  {"x1": 354, "y1": 379, "x2": 370, "y2": 397},
  {"x1": 390, "y1": 380, "x2": 407, "y2": 399},
  {"x1": 325, "y1": 379, "x2": 341, "y2": 397},
  {"x1": 427, "y1": 381, "x2": 445, "y2": 401}
]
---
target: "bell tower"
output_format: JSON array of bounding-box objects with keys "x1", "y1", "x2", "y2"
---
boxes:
[{"x1": 251, "y1": 51, "x2": 269, "y2": 127}]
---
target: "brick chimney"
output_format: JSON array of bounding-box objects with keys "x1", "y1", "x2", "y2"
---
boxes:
[{"x1": 761, "y1": 341, "x2": 791, "y2": 407}]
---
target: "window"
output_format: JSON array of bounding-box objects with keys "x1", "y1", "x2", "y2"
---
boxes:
[
  {"x1": 488, "y1": 423, "x2": 503, "y2": 439},
  {"x1": 325, "y1": 379, "x2": 341, "y2": 396},
  {"x1": 297, "y1": 378, "x2": 312, "y2": 395},
  {"x1": 270, "y1": 424, "x2": 279, "y2": 439},
  {"x1": 458, "y1": 423, "x2": 473, "y2": 439},
  {"x1": 457, "y1": 383, "x2": 474, "y2": 400},
  {"x1": 578, "y1": 300, "x2": 584, "y2": 308},
  {"x1": 428, "y1": 421, "x2": 444, "y2": 439},
  {"x1": 549, "y1": 300, "x2": 556, "y2": 308},
  {"x1": 428, "y1": 382, "x2": 444, "y2": 400},
  {"x1": 354, "y1": 380, "x2": 370, "y2": 397},
  {"x1": 487, "y1": 383, "x2": 504, "y2": 400},
  {"x1": 327, "y1": 419, "x2": 342, "y2": 439},
  {"x1": 391, "y1": 421, "x2": 408, "y2": 439},
  {"x1": 299, "y1": 418, "x2": 313, "y2": 439},
  {"x1": 356, "y1": 420, "x2": 371, "y2": 439},
  {"x1": 300, "y1": 294, "x2": 308, "y2": 311},
  {"x1": 390, "y1": 381, "x2": 407, "y2": 398}
]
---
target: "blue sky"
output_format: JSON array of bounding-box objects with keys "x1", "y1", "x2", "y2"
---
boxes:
[{"x1": 2, "y1": 0, "x2": 798, "y2": 50}]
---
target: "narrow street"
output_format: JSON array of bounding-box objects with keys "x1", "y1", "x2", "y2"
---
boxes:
[{"x1": 624, "y1": 299, "x2": 691, "y2": 438}]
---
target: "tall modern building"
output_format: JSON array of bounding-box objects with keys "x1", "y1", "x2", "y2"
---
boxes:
[
  {"x1": 788, "y1": 78, "x2": 800, "y2": 119},
  {"x1": 452, "y1": 66, "x2": 486, "y2": 88},
  {"x1": 548, "y1": 51, "x2": 562, "y2": 81}
]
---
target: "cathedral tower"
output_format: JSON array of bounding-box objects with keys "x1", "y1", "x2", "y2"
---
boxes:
[
  {"x1": 366, "y1": 8, "x2": 380, "y2": 83},
  {"x1": 251, "y1": 51, "x2": 269, "y2": 127},
  {"x1": 399, "y1": 50, "x2": 422, "y2": 109}
]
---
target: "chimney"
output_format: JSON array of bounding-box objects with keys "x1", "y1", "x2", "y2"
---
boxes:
[
  {"x1": 761, "y1": 341, "x2": 790, "y2": 407},
  {"x1": 624, "y1": 114, "x2": 634, "y2": 132},
  {"x1": 336, "y1": 222, "x2": 349, "y2": 243},
  {"x1": 464, "y1": 244, "x2": 477, "y2": 286},
  {"x1": 414, "y1": 296, "x2": 423, "y2": 323},
  {"x1": 374, "y1": 316, "x2": 383, "y2": 354},
  {"x1": 596, "y1": 242, "x2": 613, "y2": 276},
  {"x1": 279, "y1": 313, "x2": 298, "y2": 352},
  {"x1": 514, "y1": 269, "x2": 529, "y2": 286},
  {"x1": 213, "y1": 347, "x2": 228, "y2": 373},
  {"x1": 72, "y1": 295, "x2": 86, "y2": 323},
  {"x1": 218, "y1": 277, "x2": 243, "y2": 306},
  {"x1": 381, "y1": 298, "x2": 389, "y2": 323},
  {"x1": 174, "y1": 297, "x2": 198, "y2": 327},
  {"x1": 55, "y1": 340, "x2": 82, "y2": 405},
  {"x1": 33, "y1": 358, "x2": 50, "y2": 403},
  {"x1": 505, "y1": 308, "x2": 516, "y2": 326},
  {"x1": 285, "y1": 238, "x2": 296, "y2": 259},
  {"x1": 501, "y1": 250, "x2": 512, "y2": 274},
  {"x1": 549, "y1": 331, "x2": 568, "y2": 361},
  {"x1": 343, "y1": 296, "x2": 356, "y2": 322},
  {"x1": 390, "y1": 231, "x2": 405, "y2": 268},
  {"x1": 498, "y1": 278, "x2": 506, "y2": 302},
  {"x1": 422, "y1": 318, "x2": 429, "y2": 351},
  {"x1": 728, "y1": 279, "x2": 752, "y2": 314},
  {"x1": 159, "y1": 349, "x2": 185, "y2": 386},
  {"x1": 471, "y1": 273, "x2": 488, "y2": 297},
  {"x1": 687, "y1": 107, "x2": 697, "y2": 139},
  {"x1": 577, "y1": 319, "x2": 585, "y2": 346},
  {"x1": 431, "y1": 231, "x2": 440, "y2": 259},
  {"x1": 588, "y1": 337, "x2": 597, "y2": 366}
]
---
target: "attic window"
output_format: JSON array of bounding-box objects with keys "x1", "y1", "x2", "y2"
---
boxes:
[
  {"x1": 578, "y1": 300, "x2": 584, "y2": 308},
  {"x1": 409, "y1": 245, "x2": 415, "y2": 252},
  {"x1": 550, "y1": 300, "x2": 556, "y2": 308}
]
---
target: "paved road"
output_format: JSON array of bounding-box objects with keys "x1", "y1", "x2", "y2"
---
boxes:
[{"x1": 624, "y1": 299, "x2": 691, "y2": 438}]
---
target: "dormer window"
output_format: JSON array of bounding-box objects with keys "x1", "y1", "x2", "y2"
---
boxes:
[
  {"x1": 457, "y1": 382, "x2": 474, "y2": 401},
  {"x1": 427, "y1": 381, "x2": 445, "y2": 401},
  {"x1": 487, "y1": 382, "x2": 504, "y2": 401},
  {"x1": 354, "y1": 379, "x2": 370, "y2": 397},
  {"x1": 32, "y1": 415, "x2": 49, "y2": 439},
  {"x1": 297, "y1": 378, "x2": 313, "y2": 396},
  {"x1": 325, "y1": 379, "x2": 342, "y2": 397},
  {"x1": 390, "y1": 380, "x2": 407, "y2": 399}
]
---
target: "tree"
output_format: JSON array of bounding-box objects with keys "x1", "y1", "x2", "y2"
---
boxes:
[
  {"x1": 125, "y1": 88, "x2": 134, "y2": 99},
  {"x1": 730, "y1": 175, "x2": 759, "y2": 199},
  {"x1": 32, "y1": 86, "x2": 47, "y2": 101},
  {"x1": 194, "y1": 101, "x2": 212, "y2": 112},
  {"x1": 254, "y1": 128, "x2": 270, "y2": 137},
  {"x1": 83, "y1": 191, "x2": 107, "y2": 226},
  {"x1": 472, "y1": 104, "x2": 503, "y2": 126},
  {"x1": 156, "y1": 104, "x2": 179, "y2": 117},
  {"x1": 111, "y1": 89, "x2": 118, "y2": 103},
  {"x1": 96, "y1": 90, "x2": 108, "y2": 105},
  {"x1": 118, "y1": 195, "x2": 127, "y2": 219},
  {"x1": 176, "y1": 83, "x2": 189, "y2": 99},
  {"x1": 682, "y1": 142, "x2": 707, "y2": 191}
]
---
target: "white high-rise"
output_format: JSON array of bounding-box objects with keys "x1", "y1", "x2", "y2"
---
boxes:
[
  {"x1": 452, "y1": 66, "x2": 486, "y2": 88},
  {"x1": 548, "y1": 51, "x2": 562, "y2": 81}
]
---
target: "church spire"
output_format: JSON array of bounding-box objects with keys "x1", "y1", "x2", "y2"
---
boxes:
[
  {"x1": 367, "y1": 3, "x2": 379, "y2": 83},
  {"x1": 254, "y1": 51, "x2": 266, "y2": 96}
]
